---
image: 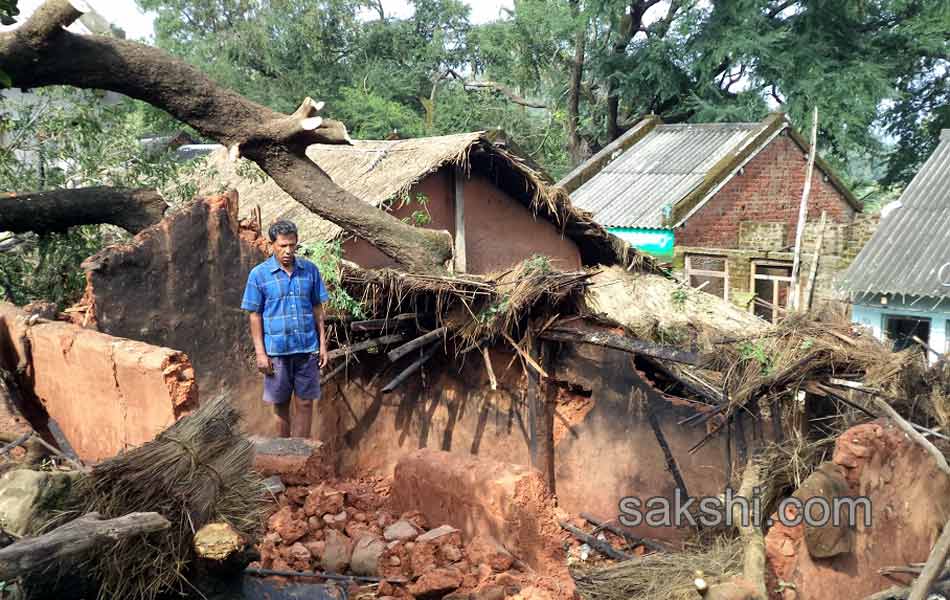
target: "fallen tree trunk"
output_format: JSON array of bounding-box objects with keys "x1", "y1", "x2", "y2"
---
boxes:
[
  {"x1": 0, "y1": 0, "x2": 453, "y2": 272},
  {"x1": 0, "y1": 511, "x2": 170, "y2": 580},
  {"x1": 0, "y1": 187, "x2": 167, "y2": 234}
]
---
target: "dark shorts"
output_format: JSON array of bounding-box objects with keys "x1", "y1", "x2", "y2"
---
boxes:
[{"x1": 263, "y1": 353, "x2": 320, "y2": 405}]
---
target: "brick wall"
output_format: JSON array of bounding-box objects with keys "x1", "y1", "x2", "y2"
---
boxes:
[{"x1": 677, "y1": 133, "x2": 857, "y2": 249}]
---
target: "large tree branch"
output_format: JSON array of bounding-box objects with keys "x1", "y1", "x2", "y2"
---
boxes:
[
  {"x1": 1, "y1": 0, "x2": 453, "y2": 272},
  {"x1": 0, "y1": 187, "x2": 167, "y2": 234},
  {"x1": 0, "y1": 511, "x2": 170, "y2": 580}
]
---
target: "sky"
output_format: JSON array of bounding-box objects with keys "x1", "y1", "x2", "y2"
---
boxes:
[{"x1": 6, "y1": 0, "x2": 516, "y2": 42}]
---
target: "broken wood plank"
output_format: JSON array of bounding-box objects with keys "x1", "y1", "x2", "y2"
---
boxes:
[
  {"x1": 579, "y1": 513, "x2": 669, "y2": 554},
  {"x1": 386, "y1": 327, "x2": 446, "y2": 362},
  {"x1": 539, "y1": 328, "x2": 700, "y2": 365},
  {"x1": 502, "y1": 331, "x2": 549, "y2": 379},
  {"x1": 558, "y1": 521, "x2": 634, "y2": 561},
  {"x1": 0, "y1": 431, "x2": 32, "y2": 457},
  {"x1": 321, "y1": 360, "x2": 349, "y2": 382},
  {"x1": 482, "y1": 346, "x2": 497, "y2": 391},
  {"x1": 349, "y1": 313, "x2": 415, "y2": 333},
  {"x1": 645, "y1": 399, "x2": 691, "y2": 502},
  {"x1": 381, "y1": 343, "x2": 439, "y2": 393},
  {"x1": 909, "y1": 524, "x2": 950, "y2": 600},
  {"x1": 0, "y1": 511, "x2": 170, "y2": 580},
  {"x1": 326, "y1": 333, "x2": 405, "y2": 361}
]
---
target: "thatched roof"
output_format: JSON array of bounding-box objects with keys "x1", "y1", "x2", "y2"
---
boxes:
[
  {"x1": 197, "y1": 131, "x2": 631, "y2": 267},
  {"x1": 585, "y1": 265, "x2": 767, "y2": 342}
]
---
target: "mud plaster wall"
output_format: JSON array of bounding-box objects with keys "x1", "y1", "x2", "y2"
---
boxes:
[
  {"x1": 0, "y1": 303, "x2": 197, "y2": 462},
  {"x1": 318, "y1": 341, "x2": 732, "y2": 544},
  {"x1": 342, "y1": 168, "x2": 582, "y2": 273},
  {"x1": 81, "y1": 191, "x2": 274, "y2": 434}
]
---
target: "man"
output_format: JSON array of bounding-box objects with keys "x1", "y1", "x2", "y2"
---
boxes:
[{"x1": 241, "y1": 219, "x2": 329, "y2": 438}]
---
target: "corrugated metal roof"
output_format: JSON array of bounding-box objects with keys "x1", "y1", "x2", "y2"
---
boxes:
[
  {"x1": 571, "y1": 122, "x2": 763, "y2": 228},
  {"x1": 839, "y1": 130, "x2": 950, "y2": 300}
]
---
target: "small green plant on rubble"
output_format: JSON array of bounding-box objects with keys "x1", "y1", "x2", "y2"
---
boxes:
[
  {"x1": 298, "y1": 239, "x2": 366, "y2": 318},
  {"x1": 738, "y1": 340, "x2": 773, "y2": 375},
  {"x1": 523, "y1": 254, "x2": 552, "y2": 275},
  {"x1": 670, "y1": 287, "x2": 688, "y2": 310}
]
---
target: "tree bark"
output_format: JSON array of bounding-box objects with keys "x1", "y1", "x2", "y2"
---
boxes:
[
  {"x1": 0, "y1": 511, "x2": 170, "y2": 580},
  {"x1": 567, "y1": 0, "x2": 588, "y2": 164},
  {"x1": 0, "y1": 0, "x2": 452, "y2": 272},
  {"x1": 0, "y1": 187, "x2": 166, "y2": 234}
]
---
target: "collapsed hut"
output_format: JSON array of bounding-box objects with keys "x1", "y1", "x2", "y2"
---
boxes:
[{"x1": 2, "y1": 131, "x2": 950, "y2": 600}]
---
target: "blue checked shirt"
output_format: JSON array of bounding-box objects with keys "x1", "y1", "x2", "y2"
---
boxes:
[{"x1": 241, "y1": 255, "x2": 330, "y2": 356}]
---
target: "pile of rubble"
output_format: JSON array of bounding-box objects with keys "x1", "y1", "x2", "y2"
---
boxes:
[{"x1": 255, "y1": 474, "x2": 564, "y2": 600}]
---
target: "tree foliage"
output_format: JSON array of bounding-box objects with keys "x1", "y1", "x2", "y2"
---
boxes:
[
  {"x1": 133, "y1": 0, "x2": 948, "y2": 193},
  {"x1": 0, "y1": 88, "x2": 190, "y2": 307}
]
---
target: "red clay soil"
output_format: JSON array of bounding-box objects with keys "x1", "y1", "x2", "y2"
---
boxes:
[
  {"x1": 765, "y1": 418, "x2": 950, "y2": 600},
  {"x1": 255, "y1": 473, "x2": 578, "y2": 600},
  {"x1": 252, "y1": 443, "x2": 610, "y2": 600}
]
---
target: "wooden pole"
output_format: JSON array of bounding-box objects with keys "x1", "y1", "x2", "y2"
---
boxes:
[
  {"x1": 0, "y1": 512, "x2": 169, "y2": 580},
  {"x1": 453, "y1": 165, "x2": 466, "y2": 273},
  {"x1": 790, "y1": 106, "x2": 819, "y2": 311},
  {"x1": 802, "y1": 210, "x2": 827, "y2": 312}
]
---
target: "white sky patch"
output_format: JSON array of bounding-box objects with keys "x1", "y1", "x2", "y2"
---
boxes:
[{"x1": 5, "y1": 0, "x2": 516, "y2": 41}]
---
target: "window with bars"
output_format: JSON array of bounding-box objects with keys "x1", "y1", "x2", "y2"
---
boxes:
[
  {"x1": 752, "y1": 261, "x2": 793, "y2": 323},
  {"x1": 685, "y1": 254, "x2": 728, "y2": 300}
]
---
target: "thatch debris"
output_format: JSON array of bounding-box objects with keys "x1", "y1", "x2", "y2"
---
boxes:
[
  {"x1": 574, "y1": 536, "x2": 743, "y2": 600},
  {"x1": 42, "y1": 397, "x2": 268, "y2": 600}
]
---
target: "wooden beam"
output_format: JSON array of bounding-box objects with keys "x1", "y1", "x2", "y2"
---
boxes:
[
  {"x1": 325, "y1": 333, "x2": 406, "y2": 361},
  {"x1": 453, "y1": 165, "x2": 466, "y2": 273},
  {"x1": 0, "y1": 512, "x2": 170, "y2": 580},
  {"x1": 646, "y1": 400, "x2": 691, "y2": 502},
  {"x1": 387, "y1": 327, "x2": 446, "y2": 362},
  {"x1": 539, "y1": 328, "x2": 700, "y2": 365},
  {"x1": 558, "y1": 521, "x2": 634, "y2": 561},
  {"x1": 349, "y1": 313, "x2": 415, "y2": 333},
  {"x1": 580, "y1": 513, "x2": 669, "y2": 554},
  {"x1": 381, "y1": 343, "x2": 439, "y2": 393},
  {"x1": 790, "y1": 106, "x2": 819, "y2": 311},
  {"x1": 802, "y1": 210, "x2": 827, "y2": 311}
]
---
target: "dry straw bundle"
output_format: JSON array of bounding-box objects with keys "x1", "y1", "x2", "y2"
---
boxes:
[
  {"x1": 574, "y1": 536, "x2": 743, "y2": 600},
  {"x1": 48, "y1": 396, "x2": 268, "y2": 600}
]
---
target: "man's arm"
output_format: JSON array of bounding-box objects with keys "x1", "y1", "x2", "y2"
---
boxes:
[
  {"x1": 249, "y1": 312, "x2": 273, "y2": 374},
  {"x1": 314, "y1": 303, "x2": 327, "y2": 368},
  {"x1": 310, "y1": 265, "x2": 331, "y2": 369},
  {"x1": 241, "y1": 271, "x2": 272, "y2": 375}
]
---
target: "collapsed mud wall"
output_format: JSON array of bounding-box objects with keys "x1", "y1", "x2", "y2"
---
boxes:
[
  {"x1": 78, "y1": 191, "x2": 274, "y2": 432},
  {"x1": 765, "y1": 419, "x2": 950, "y2": 599},
  {"x1": 0, "y1": 303, "x2": 196, "y2": 461},
  {"x1": 319, "y1": 341, "x2": 734, "y2": 545}
]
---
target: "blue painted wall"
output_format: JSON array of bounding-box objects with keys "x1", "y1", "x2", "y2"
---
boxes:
[
  {"x1": 608, "y1": 227, "x2": 675, "y2": 258},
  {"x1": 851, "y1": 294, "x2": 949, "y2": 363}
]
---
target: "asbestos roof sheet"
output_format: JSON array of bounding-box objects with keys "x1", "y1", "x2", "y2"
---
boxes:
[
  {"x1": 839, "y1": 131, "x2": 950, "y2": 300},
  {"x1": 571, "y1": 122, "x2": 763, "y2": 228}
]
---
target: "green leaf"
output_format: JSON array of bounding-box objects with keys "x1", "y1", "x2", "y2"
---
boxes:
[{"x1": 0, "y1": 68, "x2": 12, "y2": 89}]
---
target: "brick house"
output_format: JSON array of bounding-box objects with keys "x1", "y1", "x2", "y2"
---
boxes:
[{"x1": 558, "y1": 113, "x2": 877, "y2": 321}]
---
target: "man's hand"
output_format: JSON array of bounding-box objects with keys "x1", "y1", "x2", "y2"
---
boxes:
[
  {"x1": 319, "y1": 346, "x2": 329, "y2": 369},
  {"x1": 256, "y1": 352, "x2": 273, "y2": 375}
]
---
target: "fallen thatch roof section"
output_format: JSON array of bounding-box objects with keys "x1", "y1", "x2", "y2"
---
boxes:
[
  {"x1": 585, "y1": 265, "x2": 767, "y2": 344},
  {"x1": 197, "y1": 131, "x2": 632, "y2": 267}
]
